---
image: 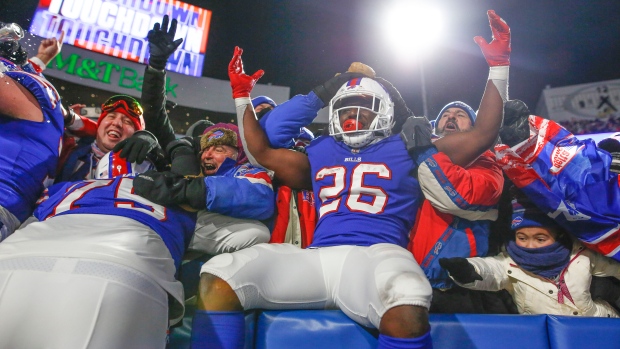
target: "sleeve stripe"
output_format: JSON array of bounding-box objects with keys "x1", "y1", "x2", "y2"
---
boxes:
[
  {"x1": 242, "y1": 176, "x2": 273, "y2": 189},
  {"x1": 418, "y1": 162, "x2": 498, "y2": 221}
]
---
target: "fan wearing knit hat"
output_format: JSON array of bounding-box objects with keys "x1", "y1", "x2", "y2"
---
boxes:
[
  {"x1": 434, "y1": 101, "x2": 477, "y2": 137},
  {"x1": 439, "y1": 188, "x2": 620, "y2": 318},
  {"x1": 408, "y1": 99, "x2": 506, "y2": 314},
  {"x1": 251, "y1": 96, "x2": 277, "y2": 120},
  {"x1": 506, "y1": 192, "x2": 573, "y2": 279}
]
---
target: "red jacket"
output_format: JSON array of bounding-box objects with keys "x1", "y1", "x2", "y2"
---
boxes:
[
  {"x1": 409, "y1": 149, "x2": 503, "y2": 288},
  {"x1": 270, "y1": 186, "x2": 316, "y2": 248}
]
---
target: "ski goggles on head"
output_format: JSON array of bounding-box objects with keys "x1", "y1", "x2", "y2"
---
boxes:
[{"x1": 101, "y1": 95, "x2": 143, "y2": 119}]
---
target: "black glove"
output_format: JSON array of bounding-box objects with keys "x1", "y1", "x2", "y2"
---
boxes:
[
  {"x1": 134, "y1": 170, "x2": 206, "y2": 210},
  {"x1": 166, "y1": 137, "x2": 201, "y2": 176},
  {"x1": 113, "y1": 130, "x2": 161, "y2": 164},
  {"x1": 438, "y1": 257, "x2": 483, "y2": 284},
  {"x1": 147, "y1": 15, "x2": 184, "y2": 70},
  {"x1": 499, "y1": 99, "x2": 531, "y2": 147},
  {"x1": 312, "y1": 72, "x2": 366, "y2": 106},
  {"x1": 399, "y1": 116, "x2": 433, "y2": 156},
  {"x1": 373, "y1": 77, "x2": 412, "y2": 134},
  {"x1": 0, "y1": 41, "x2": 28, "y2": 65}
]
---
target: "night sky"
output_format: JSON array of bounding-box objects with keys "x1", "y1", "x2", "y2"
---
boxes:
[{"x1": 3, "y1": 0, "x2": 620, "y2": 120}]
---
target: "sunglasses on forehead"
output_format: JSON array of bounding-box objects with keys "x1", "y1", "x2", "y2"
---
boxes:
[{"x1": 101, "y1": 95, "x2": 143, "y2": 118}]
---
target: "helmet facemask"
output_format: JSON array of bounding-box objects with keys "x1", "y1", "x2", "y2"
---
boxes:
[{"x1": 328, "y1": 78, "x2": 394, "y2": 148}]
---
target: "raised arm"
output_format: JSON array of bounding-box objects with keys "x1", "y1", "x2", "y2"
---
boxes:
[
  {"x1": 31, "y1": 30, "x2": 65, "y2": 68},
  {"x1": 140, "y1": 14, "x2": 183, "y2": 149},
  {"x1": 433, "y1": 10, "x2": 510, "y2": 167},
  {"x1": 0, "y1": 27, "x2": 65, "y2": 122},
  {"x1": 229, "y1": 47, "x2": 312, "y2": 189},
  {"x1": 112, "y1": 15, "x2": 183, "y2": 164}
]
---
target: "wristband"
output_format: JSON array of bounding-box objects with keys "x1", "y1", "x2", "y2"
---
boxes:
[
  {"x1": 234, "y1": 97, "x2": 251, "y2": 108},
  {"x1": 29, "y1": 56, "x2": 46, "y2": 72},
  {"x1": 488, "y1": 66, "x2": 509, "y2": 103},
  {"x1": 234, "y1": 97, "x2": 263, "y2": 168}
]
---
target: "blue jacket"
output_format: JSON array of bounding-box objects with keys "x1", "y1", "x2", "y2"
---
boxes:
[{"x1": 204, "y1": 157, "x2": 275, "y2": 221}]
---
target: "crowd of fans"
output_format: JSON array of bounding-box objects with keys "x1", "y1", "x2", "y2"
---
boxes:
[
  {"x1": 559, "y1": 113, "x2": 620, "y2": 135},
  {"x1": 1, "y1": 11, "x2": 620, "y2": 349}
]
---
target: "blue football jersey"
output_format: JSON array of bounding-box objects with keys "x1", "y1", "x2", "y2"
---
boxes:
[
  {"x1": 35, "y1": 177, "x2": 197, "y2": 268},
  {"x1": 307, "y1": 135, "x2": 421, "y2": 248},
  {"x1": 0, "y1": 58, "x2": 64, "y2": 222}
]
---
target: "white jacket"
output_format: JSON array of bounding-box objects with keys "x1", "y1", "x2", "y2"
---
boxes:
[{"x1": 455, "y1": 242, "x2": 620, "y2": 317}]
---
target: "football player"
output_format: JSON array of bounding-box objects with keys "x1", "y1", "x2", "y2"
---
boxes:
[
  {"x1": 0, "y1": 152, "x2": 196, "y2": 348},
  {"x1": 190, "y1": 10, "x2": 511, "y2": 349},
  {"x1": 0, "y1": 23, "x2": 65, "y2": 240}
]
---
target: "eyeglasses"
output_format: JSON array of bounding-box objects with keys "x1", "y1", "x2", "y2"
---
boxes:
[{"x1": 101, "y1": 95, "x2": 143, "y2": 118}]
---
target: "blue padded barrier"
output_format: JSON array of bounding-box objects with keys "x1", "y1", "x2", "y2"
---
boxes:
[
  {"x1": 254, "y1": 311, "x2": 550, "y2": 349},
  {"x1": 169, "y1": 310, "x2": 620, "y2": 349},
  {"x1": 546, "y1": 315, "x2": 620, "y2": 349},
  {"x1": 166, "y1": 304, "x2": 256, "y2": 349},
  {"x1": 429, "y1": 314, "x2": 549, "y2": 349},
  {"x1": 255, "y1": 310, "x2": 378, "y2": 349}
]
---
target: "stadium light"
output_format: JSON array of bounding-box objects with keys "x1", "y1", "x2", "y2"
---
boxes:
[{"x1": 381, "y1": 1, "x2": 444, "y2": 117}]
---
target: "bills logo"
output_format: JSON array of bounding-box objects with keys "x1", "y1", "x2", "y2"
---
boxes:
[
  {"x1": 302, "y1": 190, "x2": 315, "y2": 206},
  {"x1": 511, "y1": 216, "x2": 523, "y2": 228},
  {"x1": 549, "y1": 144, "x2": 582, "y2": 174},
  {"x1": 443, "y1": 185, "x2": 457, "y2": 197},
  {"x1": 208, "y1": 130, "x2": 225, "y2": 140},
  {"x1": 345, "y1": 157, "x2": 362, "y2": 162},
  {"x1": 346, "y1": 78, "x2": 363, "y2": 89},
  {"x1": 433, "y1": 241, "x2": 443, "y2": 255}
]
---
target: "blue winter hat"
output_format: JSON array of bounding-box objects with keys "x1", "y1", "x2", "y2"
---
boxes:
[
  {"x1": 510, "y1": 196, "x2": 562, "y2": 232},
  {"x1": 251, "y1": 96, "x2": 277, "y2": 109},
  {"x1": 434, "y1": 101, "x2": 477, "y2": 131}
]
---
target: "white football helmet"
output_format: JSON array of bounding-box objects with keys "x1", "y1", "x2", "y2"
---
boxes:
[
  {"x1": 328, "y1": 77, "x2": 394, "y2": 148},
  {"x1": 95, "y1": 151, "x2": 155, "y2": 179}
]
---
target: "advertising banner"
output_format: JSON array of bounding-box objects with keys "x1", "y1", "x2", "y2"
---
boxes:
[
  {"x1": 29, "y1": 0, "x2": 211, "y2": 77},
  {"x1": 23, "y1": 32, "x2": 290, "y2": 114}
]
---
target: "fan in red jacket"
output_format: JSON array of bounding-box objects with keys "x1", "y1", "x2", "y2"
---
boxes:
[{"x1": 409, "y1": 101, "x2": 506, "y2": 313}]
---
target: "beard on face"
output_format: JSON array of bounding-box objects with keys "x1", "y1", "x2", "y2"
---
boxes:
[{"x1": 437, "y1": 119, "x2": 461, "y2": 135}]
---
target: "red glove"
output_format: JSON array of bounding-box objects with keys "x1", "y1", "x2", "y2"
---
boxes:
[
  {"x1": 474, "y1": 10, "x2": 510, "y2": 67},
  {"x1": 228, "y1": 46, "x2": 264, "y2": 99}
]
